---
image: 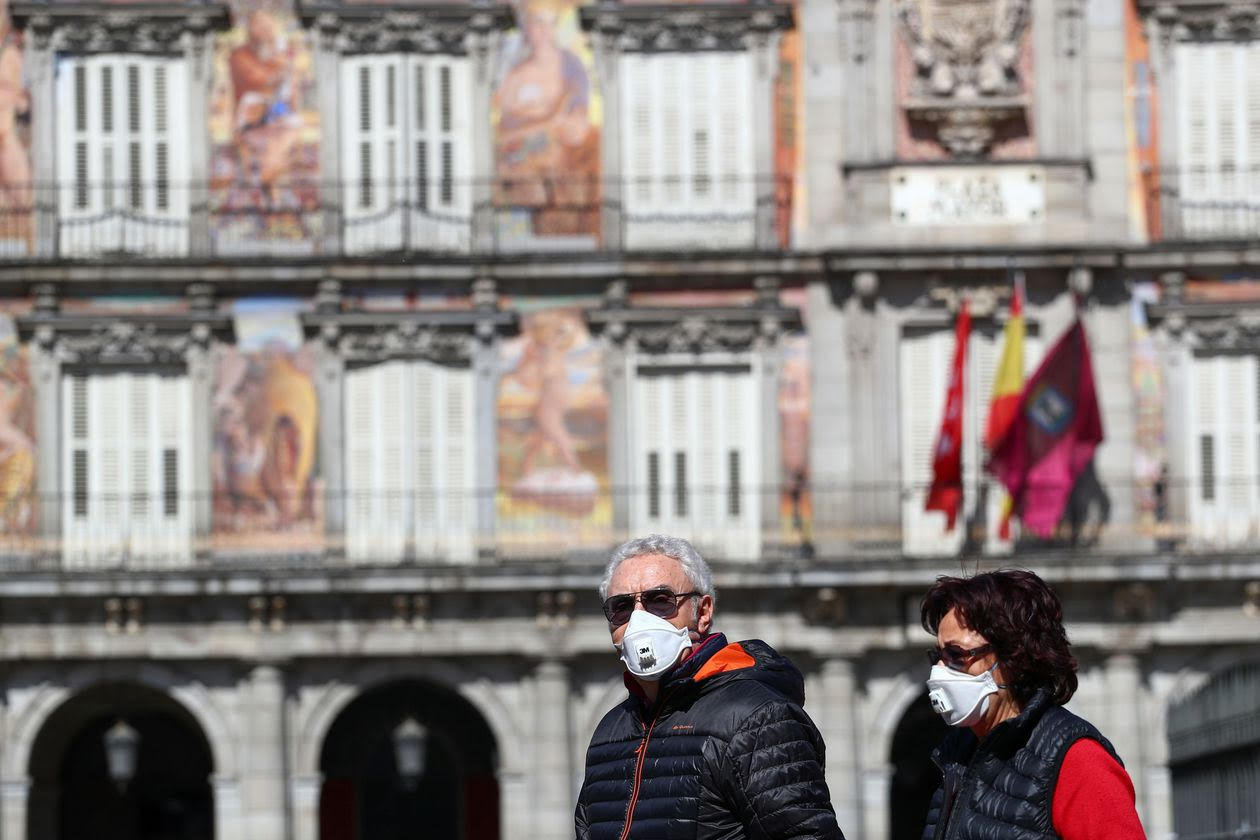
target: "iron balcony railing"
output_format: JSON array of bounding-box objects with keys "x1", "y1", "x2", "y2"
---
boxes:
[
  {"x1": 0, "y1": 176, "x2": 793, "y2": 260},
  {"x1": 0, "y1": 477, "x2": 1248, "y2": 572},
  {"x1": 1147, "y1": 165, "x2": 1260, "y2": 242}
]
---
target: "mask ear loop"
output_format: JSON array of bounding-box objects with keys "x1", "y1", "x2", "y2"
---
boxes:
[{"x1": 985, "y1": 660, "x2": 1009, "y2": 690}]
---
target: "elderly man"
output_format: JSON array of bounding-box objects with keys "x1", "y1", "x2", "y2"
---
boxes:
[{"x1": 575, "y1": 534, "x2": 845, "y2": 840}]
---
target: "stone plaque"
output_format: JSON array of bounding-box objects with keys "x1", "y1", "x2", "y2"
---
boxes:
[{"x1": 890, "y1": 166, "x2": 1045, "y2": 225}]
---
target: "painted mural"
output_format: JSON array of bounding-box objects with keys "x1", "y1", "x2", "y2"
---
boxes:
[
  {"x1": 1125, "y1": 0, "x2": 1160, "y2": 240},
  {"x1": 497, "y1": 306, "x2": 609, "y2": 548},
  {"x1": 209, "y1": 1, "x2": 321, "y2": 250},
  {"x1": 779, "y1": 331, "x2": 811, "y2": 550},
  {"x1": 493, "y1": 0, "x2": 602, "y2": 248},
  {"x1": 212, "y1": 301, "x2": 322, "y2": 549},
  {"x1": 0, "y1": 312, "x2": 34, "y2": 539},
  {"x1": 0, "y1": 0, "x2": 31, "y2": 255}
]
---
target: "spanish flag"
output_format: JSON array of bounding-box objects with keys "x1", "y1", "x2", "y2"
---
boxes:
[{"x1": 985, "y1": 280, "x2": 1025, "y2": 538}]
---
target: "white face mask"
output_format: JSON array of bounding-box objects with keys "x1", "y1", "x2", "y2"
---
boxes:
[
  {"x1": 617, "y1": 609, "x2": 694, "y2": 681},
  {"x1": 926, "y1": 661, "x2": 1004, "y2": 728}
]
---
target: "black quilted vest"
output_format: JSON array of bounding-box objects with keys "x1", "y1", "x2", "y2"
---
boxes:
[{"x1": 921, "y1": 688, "x2": 1123, "y2": 840}]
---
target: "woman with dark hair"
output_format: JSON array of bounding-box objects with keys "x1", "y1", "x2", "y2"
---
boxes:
[{"x1": 919, "y1": 569, "x2": 1145, "y2": 840}]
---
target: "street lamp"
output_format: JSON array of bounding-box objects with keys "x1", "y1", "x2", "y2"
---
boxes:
[
  {"x1": 392, "y1": 717, "x2": 428, "y2": 789},
  {"x1": 103, "y1": 719, "x2": 140, "y2": 793}
]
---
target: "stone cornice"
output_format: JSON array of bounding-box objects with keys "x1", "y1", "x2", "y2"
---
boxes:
[
  {"x1": 1146, "y1": 301, "x2": 1260, "y2": 350},
  {"x1": 11, "y1": 3, "x2": 231, "y2": 54},
  {"x1": 580, "y1": 2, "x2": 793, "y2": 53},
  {"x1": 16, "y1": 314, "x2": 232, "y2": 366},
  {"x1": 302, "y1": 309, "x2": 517, "y2": 364},
  {"x1": 298, "y1": 2, "x2": 513, "y2": 54}
]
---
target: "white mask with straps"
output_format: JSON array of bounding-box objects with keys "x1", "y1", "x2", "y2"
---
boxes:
[
  {"x1": 617, "y1": 609, "x2": 694, "y2": 681},
  {"x1": 926, "y1": 661, "x2": 1006, "y2": 728}
]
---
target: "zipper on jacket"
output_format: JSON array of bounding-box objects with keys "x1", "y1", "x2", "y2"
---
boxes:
[{"x1": 617, "y1": 693, "x2": 673, "y2": 840}]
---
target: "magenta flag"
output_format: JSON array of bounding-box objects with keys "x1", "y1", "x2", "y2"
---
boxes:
[{"x1": 986, "y1": 319, "x2": 1103, "y2": 538}]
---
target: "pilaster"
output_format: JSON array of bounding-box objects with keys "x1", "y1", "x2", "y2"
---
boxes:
[
  {"x1": 313, "y1": 16, "x2": 343, "y2": 256},
  {"x1": 532, "y1": 661, "x2": 573, "y2": 840},
  {"x1": 242, "y1": 664, "x2": 288, "y2": 840},
  {"x1": 751, "y1": 29, "x2": 781, "y2": 250},
  {"x1": 472, "y1": 277, "x2": 502, "y2": 553},
  {"x1": 1, "y1": 777, "x2": 31, "y2": 840},
  {"x1": 25, "y1": 20, "x2": 56, "y2": 258},
  {"x1": 184, "y1": 19, "x2": 215, "y2": 256},
  {"x1": 818, "y1": 658, "x2": 862, "y2": 834},
  {"x1": 591, "y1": 21, "x2": 623, "y2": 251}
]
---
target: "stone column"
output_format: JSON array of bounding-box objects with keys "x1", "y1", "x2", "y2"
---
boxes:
[
  {"x1": 1, "y1": 777, "x2": 31, "y2": 840},
  {"x1": 313, "y1": 17, "x2": 343, "y2": 255},
  {"x1": 29, "y1": 289, "x2": 61, "y2": 549},
  {"x1": 604, "y1": 335, "x2": 630, "y2": 536},
  {"x1": 469, "y1": 29, "x2": 499, "y2": 252},
  {"x1": 241, "y1": 665, "x2": 289, "y2": 840},
  {"x1": 187, "y1": 285, "x2": 217, "y2": 543},
  {"x1": 756, "y1": 279, "x2": 783, "y2": 541},
  {"x1": 1104, "y1": 654, "x2": 1147, "y2": 823},
  {"x1": 213, "y1": 774, "x2": 246, "y2": 840},
  {"x1": 751, "y1": 31, "x2": 780, "y2": 250},
  {"x1": 25, "y1": 22, "x2": 56, "y2": 257},
  {"x1": 592, "y1": 26, "x2": 622, "y2": 251},
  {"x1": 184, "y1": 23, "x2": 215, "y2": 256},
  {"x1": 290, "y1": 774, "x2": 322, "y2": 840},
  {"x1": 315, "y1": 283, "x2": 345, "y2": 545},
  {"x1": 533, "y1": 661, "x2": 573, "y2": 840},
  {"x1": 817, "y1": 658, "x2": 862, "y2": 835},
  {"x1": 473, "y1": 278, "x2": 500, "y2": 555}
]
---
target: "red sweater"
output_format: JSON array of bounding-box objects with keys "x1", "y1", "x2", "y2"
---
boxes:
[{"x1": 1052, "y1": 739, "x2": 1147, "y2": 840}]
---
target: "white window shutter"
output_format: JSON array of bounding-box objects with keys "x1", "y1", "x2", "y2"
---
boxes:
[
  {"x1": 629, "y1": 364, "x2": 759, "y2": 559},
  {"x1": 1187, "y1": 354, "x2": 1260, "y2": 546},
  {"x1": 63, "y1": 372, "x2": 190, "y2": 568},
  {"x1": 345, "y1": 361, "x2": 407, "y2": 562},
  {"x1": 1177, "y1": 44, "x2": 1211, "y2": 235},
  {"x1": 57, "y1": 56, "x2": 187, "y2": 256},
  {"x1": 900, "y1": 330, "x2": 965, "y2": 556}
]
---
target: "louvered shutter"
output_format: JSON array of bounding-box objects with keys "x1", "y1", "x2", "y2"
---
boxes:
[
  {"x1": 1188, "y1": 354, "x2": 1260, "y2": 545},
  {"x1": 63, "y1": 373, "x2": 191, "y2": 568},
  {"x1": 57, "y1": 56, "x2": 187, "y2": 256},
  {"x1": 342, "y1": 56, "x2": 405, "y2": 252},
  {"x1": 900, "y1": 329, "x2": 963, "y2": 556},
  {"x1": 629, "y1": 364, "x2": 759, "y2": 559},
  {"x1": 343, "y1": 54, "x2": 472, "y2": 254},
  {"x1": 621, "y1": 52, "x2": 755, "y2": 248},
  {"x1": 1176, "y1": 43, "x2": 1260, "y2": 238},
  {"x1": 345, "y1": 361, "x2": 408, "y2": 562}
]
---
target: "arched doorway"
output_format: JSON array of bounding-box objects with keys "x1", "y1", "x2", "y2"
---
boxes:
[
  {"x1": 319, "y1": 679, "x2": 499, "y2": 840},
  {"x1": 27, "y1": 683, "x2": 214, "y2": 840},
  {"x1": 1168, "y1": 661, "x2": 1260, "y2": 840},
  {"x1": 888, "y1": 691, "x2": 950, "y2": 840}
]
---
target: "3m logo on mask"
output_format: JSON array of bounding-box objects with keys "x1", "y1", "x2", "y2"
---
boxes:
[
  {"x1": 929, "y1": 691, "x2": 952, "y2": 715},
  {"x1": 636, "y1": 643, "x2": 657, "y2": 670}
]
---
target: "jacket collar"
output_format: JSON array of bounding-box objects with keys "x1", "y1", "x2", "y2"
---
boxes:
[
  {"x1": 623, "y1": 633, "x2": 728, "y2": 709},
  {"x1": 934, "y1": 686, "x2": 1056, "y2": 768}
]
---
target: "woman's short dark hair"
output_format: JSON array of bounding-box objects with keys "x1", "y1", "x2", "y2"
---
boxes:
[{"x1": 921, "y1": 569, "x2": 1078, "y2": 706}]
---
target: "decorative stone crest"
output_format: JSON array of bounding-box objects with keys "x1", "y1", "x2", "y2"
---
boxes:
[
  {"x1": 584, "y1": 4, "x2": 791, "y2": 54},
  {"x1": 309, "y1": 6, "x2": 508, "y2": 55},
  {"x1": 336, "y1": 323, "x2": 472, "y2": 366},
  {"x1": 53, "y1": 16, "x2": 191, "y2": 54},
  {"x1": 898, "y1": 0, "x2": 1032, "y2": 155},
  {"x1": 1187, "y1": 312, "x2": 1260, "y2": 351},
  {"x1": 46, "y1": 322, "x2": 211, "y2": 366}
]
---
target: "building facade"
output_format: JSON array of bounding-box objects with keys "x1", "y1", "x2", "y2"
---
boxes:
[{"x1": 0, "y1": 0, "x2": 1255, "y2": 838}]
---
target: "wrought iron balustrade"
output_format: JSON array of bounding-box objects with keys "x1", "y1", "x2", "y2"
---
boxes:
[
  {"x1": 0, "y1": 477, "x2": 1250, "y2": 572},
  {"x1": 1148, "y1": 166, "x2": 1260, "y2": 242},
  {"x1": 0, "y1": 176, "x2": 793, "y2": 260}
]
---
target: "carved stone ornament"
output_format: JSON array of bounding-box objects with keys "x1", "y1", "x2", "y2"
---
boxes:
[
  {"x1": 1188, "y1": 312, "x2": 1260, "y2": 351},
  {"x1": 49, "y1": 322, "x2": 209, "y2": 366},
  {"x1": 898, "y1": 0, "x2": 1032, "y2": 156},
  {"x1": 634, "y1": 316, "x2": 761, "y2": 353},
  {"x1": 1152, "y1": 1, "x2": 1260, "y2": 42},
  {"x1": 337, "y1": 323, "x2": 472, "y2": 365},
  {"x1": 335, "y1": 13, "x2": 477, "y2": 55},
  {"x1": 585, "y1": 5, "x2": 790, "y2": 54},
  {"x1": 52, "y1": 15, "x2": 189, "y2": 54}
]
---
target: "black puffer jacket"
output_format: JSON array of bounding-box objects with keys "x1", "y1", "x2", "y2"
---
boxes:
[
  {"x1": 575, "y1": 634, "x2": 845, "y2": 840},
  {"x1": 922, "y1": 688, "x2": 1123, "y2": 840}
]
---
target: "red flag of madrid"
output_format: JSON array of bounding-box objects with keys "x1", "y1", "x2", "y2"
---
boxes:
[{"x1": 926, "y1": 300, "x2": 972, "y2": 530}]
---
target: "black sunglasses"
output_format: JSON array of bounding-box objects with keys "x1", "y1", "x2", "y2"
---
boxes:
[
  {"x1": 927, "y1": 643, "x2": 994, "y2": 670},
  {"x1": 602, "y1": 588, "x2": 701, "y2": 628}
]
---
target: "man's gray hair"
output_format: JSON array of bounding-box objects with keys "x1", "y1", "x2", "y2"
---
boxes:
[{"x1": 599, "y1": 534, "x2": 716, "y2": 604}]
